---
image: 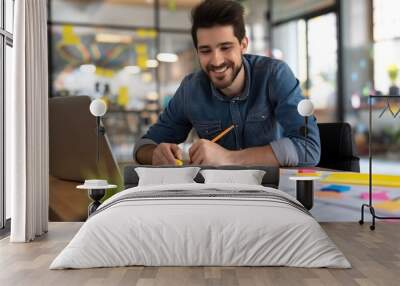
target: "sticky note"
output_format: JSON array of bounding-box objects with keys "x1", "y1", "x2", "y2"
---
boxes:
[
  {"x1": 297, "y1": 173, "x2": 321, "y2": 177},
  {"x1": 321, "y1": 173, "x2": 400, "y2": 187},
  {"x1": 135, "y1": 44, "x2": 148, "y2": 69},
  {"x1": 374, "y1": 201, "x2": 400, "y2": 213},
  {"x1": 62, "y1": 25, "x2": 80, "y2": 45},
  {"x1": 360, "y1": 192, "x2": 389, "y2": 201},
  {"x1": 315, "y1": 191, "x2": 343, "y2": 199},
  {"x1": 168, "y1": 0, "x2": 177, "y2": 11},
  {"x1": 321, "y1": 185, "x2": 351, "y2": 193},
  {"x1": 298, "y1": 169, "x2": 317, "y2": 174},
  {"x1": 117, "y1": 86, "x2": 129, "y2": 107},
  {"x1": 137, "y1": 29, "x2": 157, "y2": 39}
]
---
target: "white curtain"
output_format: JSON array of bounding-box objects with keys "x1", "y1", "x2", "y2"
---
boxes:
[{"x1": 7, "y1": 0, "x2": 49, "y2": 242}]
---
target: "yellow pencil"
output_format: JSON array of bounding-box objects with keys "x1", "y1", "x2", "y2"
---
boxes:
[{"x1": 211, "y1": 125, "x2": 235, "y2": 143}]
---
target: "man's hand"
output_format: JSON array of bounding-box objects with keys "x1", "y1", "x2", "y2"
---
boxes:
[
  {"x1": 152, "y1": 143, "x2": 183, "y2": 165},
  {"x1": 189, "y1": 139, "x2": 234, "y2": 165}
]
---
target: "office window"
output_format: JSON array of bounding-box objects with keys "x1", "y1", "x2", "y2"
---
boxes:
[
  {"x1": 5, "y1": 44, "x2": 11, "y2": 220},
  {"x1": 0, "y1": 37, "x2": 3, "y2": 229},
  {"x1": 51, "y1": 0, "x2": 155, "y2": 27},
  {"x1": 273, "y1": 12, "x2": 338, "y2": 122},
  {"x1": 49, "y1": 0, "x2": 202, "y2": 162},
  {"x1": 373, "y1": 0, "x2": 400, "y2": 94},
  {"x1": 160, "y1": 0, "x2": 201, "y2": 29},
  {"x1": 49, "y1": 24, "x2": 161, "y2": 162},
  {"x1": 49, "y1": 0, "x2": 271, "y2": 163},
  {"x1": 272, "y1": 0, "x2": 335, "y2": 23},
  {"x1": 159, "y1": 32, "x2": 196, "y2": 107},
  {"x1": 1, "y1": 0, "x2": 14, "y2": 229},
  {"x1": 361, "y1": 0, "x2": 400, "y2": 164},
  {"x1": 307, "y1": 13, "x2": 337, "y2": 121},
  {"x1": 5, "y1": 0, "x2": 13, "y2": 33}
]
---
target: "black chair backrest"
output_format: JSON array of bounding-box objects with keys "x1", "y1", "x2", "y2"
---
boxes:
[{"x1": 317, "y1": 122, "x2": 360, "y2": 172}]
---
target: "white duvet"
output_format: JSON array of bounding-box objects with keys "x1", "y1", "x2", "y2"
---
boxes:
[{"x1": 50, "y1": 183, "x2": 351, "y2": 269}]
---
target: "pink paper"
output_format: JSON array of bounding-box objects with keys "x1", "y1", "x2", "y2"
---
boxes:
[
  {"x1": 298, "y1": 169, "x2": 317, "y2": 174},
  {"x1": 360, "y1": 192, "x2": 389, "y2": 201}
]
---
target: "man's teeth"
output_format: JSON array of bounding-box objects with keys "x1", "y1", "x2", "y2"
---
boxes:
[{"x1": 214, "y1": 66, "x2": 228, "y2": 73}]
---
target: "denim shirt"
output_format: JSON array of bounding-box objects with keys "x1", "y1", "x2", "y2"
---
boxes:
[{"x1": 134, "y1": 54, "x2": 321, "y2": 167}]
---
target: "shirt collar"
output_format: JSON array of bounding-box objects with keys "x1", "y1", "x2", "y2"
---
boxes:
[{"x1": 210, "y1": 56, "x2": 251, "y2": 102}]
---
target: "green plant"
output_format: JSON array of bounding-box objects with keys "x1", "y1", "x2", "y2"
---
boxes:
[{"x1": 387, "y1": 64, "x2": 399, "y2": 84}]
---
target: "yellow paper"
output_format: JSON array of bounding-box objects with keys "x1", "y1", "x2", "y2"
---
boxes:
[
  {"x1": 135, "y1": 44, "x2": 148, "y2": 69},
  {"x1": 168, "y1": 0, "x2": 176, "y2": 11},
  {"x1": 117, "y1": 86, "x2": 129, "y2": 107},
  {"x1": 297, "y1": 173, "x2": 321, "y2": 177},
  {"x1": 374, "y1": 201, "x2": 400, "y2": 213},
  {"x1": 321, "y1": 173, "x2": 400, "y2": 187},
  {"x1": 95, "y1": 67, "x2": 115, "y2": 78},
  {"x1": 62, "y1": 25, "x2": 80, "y2": 45},
  {"x1": 137, "y1": 29, "x2": 157, "y2": 39}
]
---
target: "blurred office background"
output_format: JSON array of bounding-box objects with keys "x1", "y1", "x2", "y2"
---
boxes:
[{"x1": 45, "y1": 0, "x2": 400, "y2": 170}]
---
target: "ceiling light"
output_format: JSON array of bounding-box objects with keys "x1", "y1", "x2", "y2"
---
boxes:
[
  {"x1": 156, "y1": 53, "x2": 178, "y2": 63},
  {"x1": 96, "y1": 33, "x2": 132, "y2": 44},
  {"x1": 124, "y1": 65, "x2": 141, "y2": 74},
  {"x1": 141, "y1": 72, "x2": 153, "y2": 82},
  {"x1": 80, "y1": 64, "x2": 96, "y2": 74},
  {"x1": 146, "y1": 59, "x2": 159, "y2": 68},
  {"x1": 146, "y1": 91, "x2": 159, "y2": 101}
]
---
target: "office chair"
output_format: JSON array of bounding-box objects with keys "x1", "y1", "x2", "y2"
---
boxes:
[{"x1": 316, "y1": 122, "x2": 360, "y2": 172}]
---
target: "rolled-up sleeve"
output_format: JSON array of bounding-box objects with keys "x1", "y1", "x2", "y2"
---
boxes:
[
  {"x1": 132, "y1": 77, "x2": 192, "y2": 160},
  {"x1": 269, "y1": 61, "x2": 321, "y2": 167},
  {"x1": 133, "y1": 138, "x2": 157, "y2": 162},
  {"x1": 270, "y1": 137, "x2": 299, "y2": 166}
]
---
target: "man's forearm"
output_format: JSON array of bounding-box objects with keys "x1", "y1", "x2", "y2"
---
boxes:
[
  {"x1": 135, "y1": 144, "x2": 157, "y2": 165},
  {"x1": 229, "y1": 145, "x2": 280, "y2": 166}
]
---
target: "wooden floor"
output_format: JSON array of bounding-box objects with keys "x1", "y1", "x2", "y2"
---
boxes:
[{"x1": 0, "y1": 222, "x2": 399, "y2": 286}]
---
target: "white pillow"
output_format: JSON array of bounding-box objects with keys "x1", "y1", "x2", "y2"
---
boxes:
[
  {"x1": 200, "y1": 169, "x2": 266, "y2": 185},
  {"x1": 135, "y1": 167, "x2": 201, "y2": 186}
]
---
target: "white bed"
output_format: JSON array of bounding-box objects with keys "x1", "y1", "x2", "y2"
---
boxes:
[{"x1": 50, "y1": 183, "x2": 351, "y2": 269}]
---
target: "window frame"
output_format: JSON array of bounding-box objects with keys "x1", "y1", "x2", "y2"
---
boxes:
[
  {"x1": 0, "y1": 0, "x2": 13, "y2": 234},
  {"x1": 270, "y1": 1, "x2": 344, "y2": 121}
]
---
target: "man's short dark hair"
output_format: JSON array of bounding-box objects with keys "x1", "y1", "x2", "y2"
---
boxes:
[{"x1": 191, "y1": 0, "x2": 246, "y2": 48}]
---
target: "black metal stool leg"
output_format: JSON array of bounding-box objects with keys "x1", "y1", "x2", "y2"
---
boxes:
[
  {"x1": 359, "y1": 204, "x2": 367, "y2": 225},
  {"x1": 296, "y1": 180, "x2": 314, "y2": 210},
  {"x1": 88, "y1": 189, "x2": 106, "y2": 216},
  {"x1": 370, "y1": 207, "x2": 376, "y2": 231}
]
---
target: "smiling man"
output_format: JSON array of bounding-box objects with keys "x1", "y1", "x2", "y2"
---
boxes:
[{"x1": 134, "y1": 0, "x2": 321, "y2": 167}]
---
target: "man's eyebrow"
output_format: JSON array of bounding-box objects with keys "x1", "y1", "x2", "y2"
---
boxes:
[
  {"x1": 198, "y1": 45, "x2": 211, "y2": 50},
  {"x1": 198, "y1": 42, "x2": 235, "y2": 50},
  {"x1": 218, "y1": 42, "x2": 234, "y2": 46}
]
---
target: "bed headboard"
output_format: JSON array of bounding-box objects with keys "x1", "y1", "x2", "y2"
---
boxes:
[{"x1": 123, "y1": 165, "x2": 280, "y2": 189}]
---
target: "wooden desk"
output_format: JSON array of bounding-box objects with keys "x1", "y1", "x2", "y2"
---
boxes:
[{"x1": 280, "y1": 168, "x2": 400, "y2": 222}]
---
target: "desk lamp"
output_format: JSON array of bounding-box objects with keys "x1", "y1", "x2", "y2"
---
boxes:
[
  {"x1": 289, "y1": 99, "x2": 318, "y2": 210},
  {"x1": 89, "y1": 99, "x2": 107, "y2": 163},
  {"x1": 297, "y1": 99, "x2": 315, "y2": 163},
  {"x1": 78, "y1": 99, "x2": 116, "y2": 216}
]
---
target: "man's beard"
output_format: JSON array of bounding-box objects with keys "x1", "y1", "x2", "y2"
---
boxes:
[{"x1": 205, "y1": 59, "x2": 243, "y2": 90}]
